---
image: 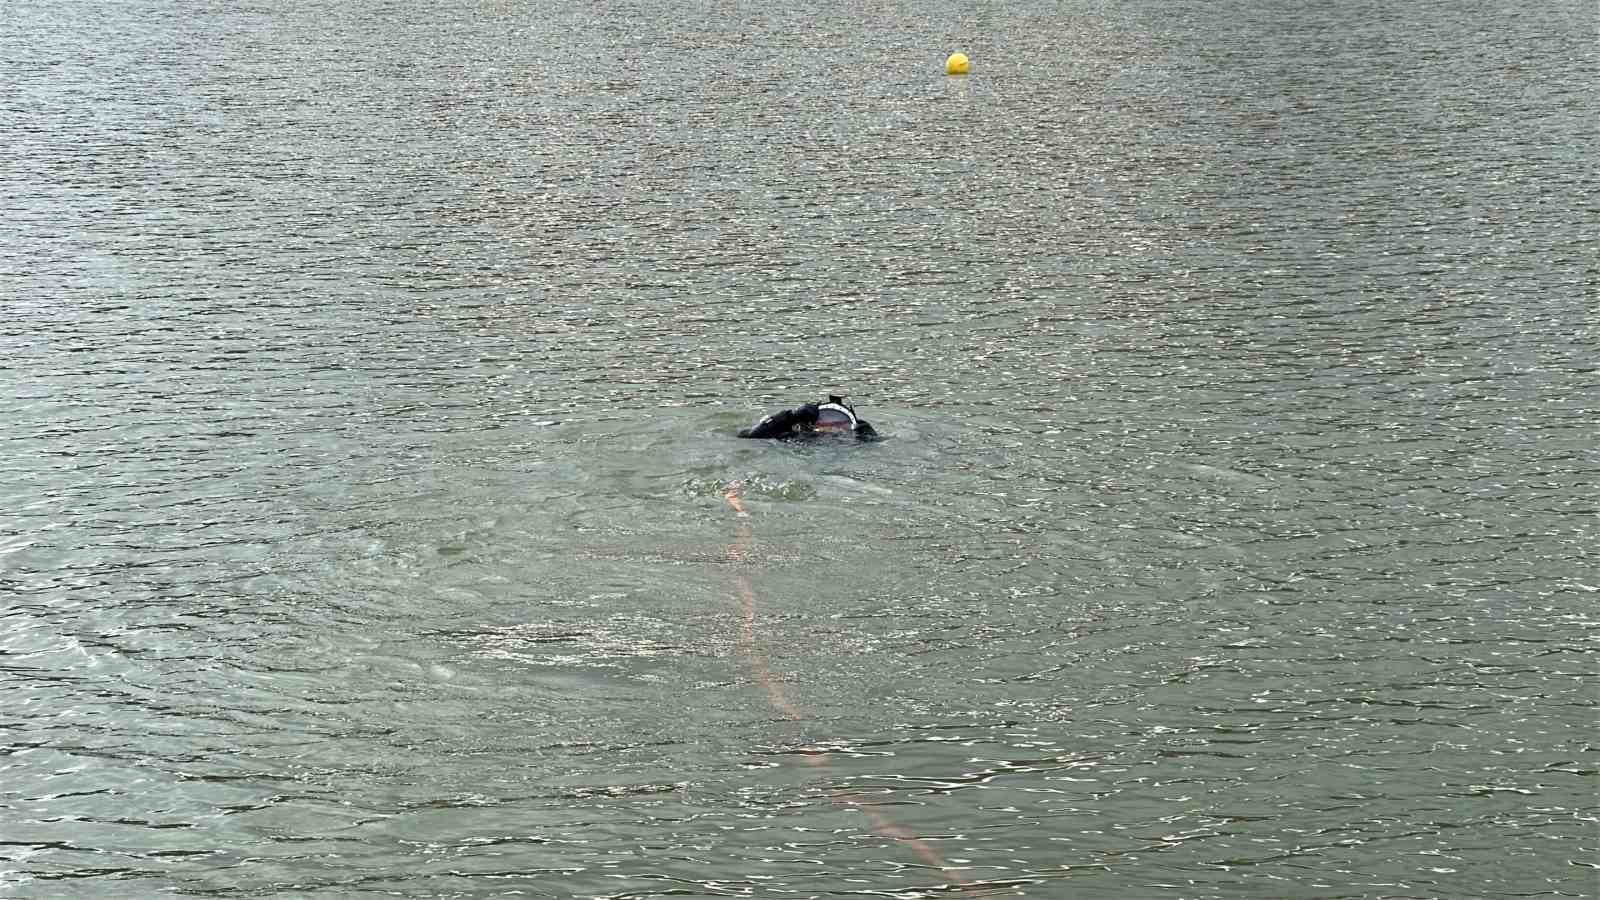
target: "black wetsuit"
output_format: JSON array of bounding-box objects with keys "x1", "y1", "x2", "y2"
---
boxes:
[{"x1": 737, "y1": 401, "x2": 880, "y2": 441}]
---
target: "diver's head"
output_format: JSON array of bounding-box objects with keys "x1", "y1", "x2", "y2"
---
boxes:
[{"x1": 813, "y1": 396, "x2": 858, "y2": 433}]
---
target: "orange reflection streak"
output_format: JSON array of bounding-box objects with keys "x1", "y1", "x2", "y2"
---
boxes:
[{"x1": 723, "y1": 481, "x2": 976, "y2": 895}]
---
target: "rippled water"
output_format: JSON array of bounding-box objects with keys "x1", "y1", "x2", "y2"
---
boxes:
[{"x1": 3, "y1": 0, "x2": 1596, "y2": 897}]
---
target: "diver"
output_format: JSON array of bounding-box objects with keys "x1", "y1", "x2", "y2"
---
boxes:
[{"x1": 737, "y1": 395, "x2": 880, "y2": 442}]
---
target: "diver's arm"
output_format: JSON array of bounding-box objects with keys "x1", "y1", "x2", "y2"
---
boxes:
[
  {"x1": 854, "y1": 419, "x2": 880, "y2": 441},
  {"x1": 737, "y1": 404, "x2": 819, "y2": 439}
]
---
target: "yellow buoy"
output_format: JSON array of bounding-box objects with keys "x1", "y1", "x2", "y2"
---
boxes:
[{"x1": 946, "y1": 52, "x2": 970, "y2": 76}]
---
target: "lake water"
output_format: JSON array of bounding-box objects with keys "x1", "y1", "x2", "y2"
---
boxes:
[{"x1": 3, "y1": 0, "x2": 1596, "y2": 897}]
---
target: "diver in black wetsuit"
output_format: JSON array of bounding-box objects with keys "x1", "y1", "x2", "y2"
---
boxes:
[{"x1": 737, "y1": 395, "x2": 880, "y2": 442}]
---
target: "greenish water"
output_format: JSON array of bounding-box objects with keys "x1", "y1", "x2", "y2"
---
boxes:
[{"x1": 2, "y1": 1, "x2": 1596, "y2": 897}]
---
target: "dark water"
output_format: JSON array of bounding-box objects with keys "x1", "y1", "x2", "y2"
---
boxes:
[{"x1": 3, "y1": 0, "x2": 1596, "y2": 897}]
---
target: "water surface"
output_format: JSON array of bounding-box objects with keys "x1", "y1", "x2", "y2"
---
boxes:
[{"x1": 2, "y1": 0, "x2": 1596, "y2": 897}]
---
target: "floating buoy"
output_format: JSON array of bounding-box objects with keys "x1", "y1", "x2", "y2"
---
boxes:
[{"x1": 946, "y1": 52, "x2": 970, "y2": 75}]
